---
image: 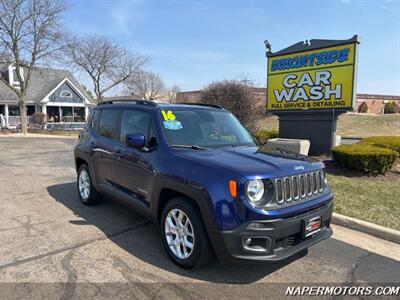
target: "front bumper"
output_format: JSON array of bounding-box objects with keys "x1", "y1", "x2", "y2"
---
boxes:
[{"x1": 209, "y1": 200, "x2": 333, "y2": 263}]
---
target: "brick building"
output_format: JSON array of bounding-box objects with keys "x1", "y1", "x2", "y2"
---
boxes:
[
  {"x1": 355, "y1": 94, "x2": 400, "y2": 114},
  {"x1": 176, "y1": 89, "x2": 400, "y2": 114}
]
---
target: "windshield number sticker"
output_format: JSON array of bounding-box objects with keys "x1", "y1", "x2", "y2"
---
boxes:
[
  {"x1": 162, "y1": 110, "x2": 182, "y2": 130},
  {"x1": 161, "y1": 110, "x2": 176, "y2": 121}
]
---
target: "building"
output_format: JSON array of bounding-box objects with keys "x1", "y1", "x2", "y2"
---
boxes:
[
  {"x1": 0, "y1": 63, "x2": 93, "y2": 129},
  {"x1": 177, "y1": 88, "x2": 400, "y2": 114},
  {"x1": 355, "y1": 94, "x2": 400, "y2": 114}
]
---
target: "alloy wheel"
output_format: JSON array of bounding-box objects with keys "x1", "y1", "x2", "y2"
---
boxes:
[
  {"x1": 164, "y1": 209, "x2": 195, "y2": 259},
  {"x1": 78, "y1": 169, "x2": 91, "y2": 200}
]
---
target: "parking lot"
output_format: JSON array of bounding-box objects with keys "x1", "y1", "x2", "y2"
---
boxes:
[{"x1": 0, "y1": 136, "x2": 399, "y2": 299}]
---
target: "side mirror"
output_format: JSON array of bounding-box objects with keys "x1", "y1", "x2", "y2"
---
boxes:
[{"x1": 126, "y1": 133, "x2": 146, "y2": 149}]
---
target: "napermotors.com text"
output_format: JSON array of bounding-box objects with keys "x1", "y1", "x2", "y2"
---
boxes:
[{"x1": 286, "y1": 286, "x2": 399, "y2": 296}]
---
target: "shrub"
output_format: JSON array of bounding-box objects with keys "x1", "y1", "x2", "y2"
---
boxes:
[
  {"x1": 200, "y1": 80, "x2": 259, "y2": 133},
  {"x1": 31, "y1": 112, "x2": 47, "y2": 125},
  {"x1": 359, "y1": 136, "x2": 400, "y2": 155},
  {"x1": 357, "y1": 101, "x2": 368, "y2": 113},
  {"x1": 331, "y1": 144, "x2": 398, "y2": 174},
  {"x1": 384, "y1": 101, "x2": 399, "y2": 114},
  {"x1": 255, "y1": 129, "x2": 279, "y2": 144}
]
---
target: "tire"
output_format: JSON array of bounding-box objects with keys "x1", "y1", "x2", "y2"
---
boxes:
[
  {"x1": 77, "y1": 164, "x2": 101, "y2": 205},
  {"x1": 161, "y1": 197, "x2": 213, "y2": 269}
]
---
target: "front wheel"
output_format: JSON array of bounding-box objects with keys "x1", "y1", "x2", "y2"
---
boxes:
[
  {"x1": 77, "y1": 164, "x2": 101, "y2": 205},
  {"x1": 161, "y1": 197, "x2": 213, "y2": 269}
]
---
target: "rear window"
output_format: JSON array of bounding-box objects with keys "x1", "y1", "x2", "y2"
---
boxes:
[{"x1": 97, "y1": 109, "x2": 121, "y2": 140}]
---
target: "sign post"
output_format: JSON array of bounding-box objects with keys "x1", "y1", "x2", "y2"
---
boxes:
[{"x1": 266, "y1": 35, "x2": 360, "y2": 155}]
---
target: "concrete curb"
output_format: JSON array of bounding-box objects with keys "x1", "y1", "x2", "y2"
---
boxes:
[
  {"x1": 332, "y1": 213, "x2": 400, "y2": 244},
  {"x1": 0, "y1": 133, "x2": 78, "y2": 139}
]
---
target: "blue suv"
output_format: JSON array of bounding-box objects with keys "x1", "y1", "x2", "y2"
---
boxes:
[{"x1": 74, "y1": 100, "x2": 333, "y2": 269}]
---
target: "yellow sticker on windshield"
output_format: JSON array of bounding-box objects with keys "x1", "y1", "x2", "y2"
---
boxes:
[{"x1": 161, "y1": 110, "x2": 176, "y2": 121}]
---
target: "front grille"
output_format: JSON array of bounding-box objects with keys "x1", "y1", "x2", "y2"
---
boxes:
[{"x1": 274, "y1": 170, "x2": 324, "y2": 205}]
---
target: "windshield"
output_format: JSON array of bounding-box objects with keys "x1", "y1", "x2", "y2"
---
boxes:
[{"x1": 160, "y1": 108, "x2": 256, "y2": 148}]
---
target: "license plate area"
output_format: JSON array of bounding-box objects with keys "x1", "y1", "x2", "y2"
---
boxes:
[{"x1": 302, "y1": 216, "x2": 322, "y2": 238}]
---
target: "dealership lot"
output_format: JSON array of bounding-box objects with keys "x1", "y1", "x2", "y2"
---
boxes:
[{"x1": 0, "y1": 136, "x2": 399, "y2": 299}]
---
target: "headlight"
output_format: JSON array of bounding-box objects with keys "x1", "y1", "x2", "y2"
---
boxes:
[{"x1": 246, "y1": 179, "x2": 265, "y2": 205}]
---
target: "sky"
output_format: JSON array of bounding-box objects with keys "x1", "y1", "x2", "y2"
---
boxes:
[{"x1": 63, "y1": 0, "x2": 400, "y2": 95}]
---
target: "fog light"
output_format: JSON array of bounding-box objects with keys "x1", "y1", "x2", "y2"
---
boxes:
[
  {"x1": 242, "y1": 237, "x2": 271, "y2": 252},
  {"x1": 244, "y1": 238, "x2": 252, "y2": 246}
]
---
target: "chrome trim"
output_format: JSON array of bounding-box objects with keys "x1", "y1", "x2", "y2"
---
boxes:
[
  {"x1": 299, "y1": 174, "x2": 306, "y2": 198},
  {"x1": 275, "y1": 178, "x2": 284, "y2": 204},
  {"x1": 312, "y1": 172, "x2": 318, "y2": 194},
  {"x1": 292, "y1": 175, "x2": 300, "y2": 200},
  {"x1": 273, "y1": 170, "x2": 325, "y2": 206},
  {"x1": 93, "y1": 148, "x2": 113, "y2": 155},
  {"x1": 317, "y1": 170, "x2": 324, "y2": 192},
  {"x1": 284, "y1": 177, "x2": 292, "y2": 202},
  {"x1": 306, "y1": 173, "x2": 312, "y2": 196}
]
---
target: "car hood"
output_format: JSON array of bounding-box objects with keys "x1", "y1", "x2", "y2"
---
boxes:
[{"x1": 178, "y1": 145, "x2": 324, "y2": 179}]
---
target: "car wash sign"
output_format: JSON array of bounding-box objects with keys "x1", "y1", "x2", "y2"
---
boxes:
[{"x1": 266, "y1": 36, "x2": 359, "y2": 112}]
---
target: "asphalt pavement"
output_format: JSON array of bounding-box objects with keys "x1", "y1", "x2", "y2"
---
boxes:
[{"x1": 0, "y1": 136, "x2": 399, "y2": 299}]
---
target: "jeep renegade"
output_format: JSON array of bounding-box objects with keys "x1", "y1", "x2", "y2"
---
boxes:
[{"x1": 74, "y1": 100, "x2": 333, "y2": 269}]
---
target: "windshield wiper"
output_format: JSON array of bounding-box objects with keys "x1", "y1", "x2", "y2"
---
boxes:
[{"x1": 171, "y1": 144, "x2": 208, "y2": 150}]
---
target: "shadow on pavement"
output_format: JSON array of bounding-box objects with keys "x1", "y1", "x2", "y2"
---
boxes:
[{"x1": 47, "y1": 182, "x2": 307, "y2": 284}]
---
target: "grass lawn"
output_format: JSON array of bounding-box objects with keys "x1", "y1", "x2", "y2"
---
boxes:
[
  {"x1": 336, "y1": 114, "x2": 400, "y2": 137},
  {"x1": 258, "y1": 113, "x2": 400, "y2": 137},
  {"x1": 326, "y1": 169, "x2": 400, "y2": 231}
]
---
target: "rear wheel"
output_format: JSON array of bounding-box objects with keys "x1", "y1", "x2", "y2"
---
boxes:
[
  {"x1": 77, "y1": 164, "x2": 101, "y2": 205},
  {"x1": 161, "y1": 197, "x2": 213, "y2": 269}
]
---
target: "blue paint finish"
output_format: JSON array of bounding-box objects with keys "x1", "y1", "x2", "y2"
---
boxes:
[{"x1": 75, "y1": 103, "x2": 334, "y2": 262}]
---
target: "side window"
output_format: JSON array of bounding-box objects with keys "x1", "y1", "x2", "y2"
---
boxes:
[
  {"x1": 120, "y1": 109, "x2": 151, "y2": 144},
  {"x1": 97, "y1": 109, "x2": 121, "y2": 140},
  {"x1": 90, "y1": 109, "x2": 101, "y2": 132}
]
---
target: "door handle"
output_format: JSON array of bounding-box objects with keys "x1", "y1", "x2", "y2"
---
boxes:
[
  {"x1": 90, "y1": 142, "x2": 96, "y2": 150},
  {"x1": 92, "y1": 147, "x2": 113, "y2": 155}
]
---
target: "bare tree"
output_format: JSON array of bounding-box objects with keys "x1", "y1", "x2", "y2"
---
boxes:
[
  {"x1": 0, "y1": 0, "x2": 66, "y2": 134},
  {"x1": 64, "y1": 34, "x2": 148, "y2": 101},
  {"x1": 167, "y1": 84, "x2": 180, "y2": 103},
  {"x1": 126, "y1": 70, "x2": 165, "y2": 100}
]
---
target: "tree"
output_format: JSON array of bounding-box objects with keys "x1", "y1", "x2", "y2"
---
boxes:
[
  {"x1": 357, "y1": 101, "x2": 368, "y2": 113},
  {"x1": 166, "y1": 84, "x2": 180, "y2": 103},
  {"x1": 384, "y1": 101, "x2": 400, "y2": 114},
  {"x1": 64, "y1": 34, "x2": 148, "y2": 101},
  {"x1": 200, "y1": 80, "x2": 259, "y2": 133},
  {"x1": 126, "y1": 70, "x2": 165, "y2": 100},
  {"x1": 0, "y1": 0, "x2": 66, "y2": 134}
]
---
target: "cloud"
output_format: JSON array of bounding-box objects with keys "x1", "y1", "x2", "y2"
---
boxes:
[
  {"x1": 110, "y1": 0, "x2": 147, "y2": 35},
  {"x1": 340, "y1": 0, "x2": 351, "y2": 3}
]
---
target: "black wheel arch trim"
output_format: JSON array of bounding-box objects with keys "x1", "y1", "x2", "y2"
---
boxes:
[{"x1": 150, "y1": 177, "x2": 216, "y2": 228}]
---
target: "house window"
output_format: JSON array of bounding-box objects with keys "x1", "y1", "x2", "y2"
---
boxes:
[
  {"x1": 60, "y1": 90, "x2": 73, "y2": 97},
  {"x1": 47, "y1": 106, "x2": 86, "y2": 123},
  {"x1": 11, "y1": 66, "x2": 23, "y2": 87},
  {"x1": 47, "y1": 106, "x2": 60, "y2": 123},
  {"x1": 73, "y1": 107, "x2": 85, "y2": 122},
  {"x1": 61, "y1": 107, "x2": 73, "y2": 122},
  {"x1": 9, "y1": 106, "x2": 20, "y2": 116}
]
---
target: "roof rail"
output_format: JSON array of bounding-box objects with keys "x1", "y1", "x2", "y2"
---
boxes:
[
  {"x1": 98, "y1": 99, "x2": 159, "y2": 107},
  {"x1": 178, "y1": 103, "x2": 224, "y2": 109}
]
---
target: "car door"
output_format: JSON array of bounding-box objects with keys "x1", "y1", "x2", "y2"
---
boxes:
[
  {"x1": 112, "y1": 108, "x2": 157, "y2": 208},
  {"x1": 90, "y1": 108, "x2": 121, "y2": 193}
]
